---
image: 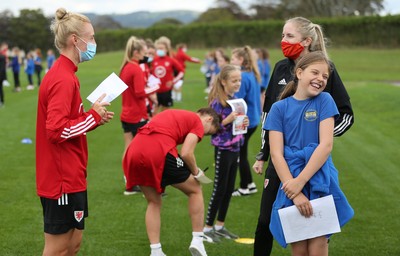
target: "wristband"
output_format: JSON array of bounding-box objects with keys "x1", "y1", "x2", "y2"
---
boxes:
[{"x1": 194, "y1": 168, "x2": 203, "y2": 179}]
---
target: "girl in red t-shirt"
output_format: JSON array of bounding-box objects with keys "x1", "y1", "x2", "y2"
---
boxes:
[
  {"x1": 151, "y1": 37, "x2": 184, "y2": 114},
  {"x1": 119, "y1": 36, "x2": 158, "y2": 195}
]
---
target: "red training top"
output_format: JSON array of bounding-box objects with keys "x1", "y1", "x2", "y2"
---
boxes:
[
  {"x1": 123, "y1": 109, "x2": 204, "y2": 193},
  {"x1": 151, "y1": 56, "x2": 184, "y2": 93},
  {"x1": 119, "y1": 59, "x2": 148, "y2": 123},
  {"x1": 36, "y1": 55, "x2": 101, "y2": 199},
  {"x1": 173, "y1": 48, "x2": 200, "y2": 71}
]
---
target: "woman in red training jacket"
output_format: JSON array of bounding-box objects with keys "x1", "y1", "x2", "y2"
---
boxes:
[{"x1": 36, "y1": 8, "x2": 113, "y2": 255}]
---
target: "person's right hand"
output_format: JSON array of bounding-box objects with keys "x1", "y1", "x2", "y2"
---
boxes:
[
  {"x1": 252, "y1": 160, "x2": 264, "y2": 175},
  {"x1": 226, "y1": 111, "x2": 238, "y2": 124},
  {"x1": 281, "y1": 177, "x2": 306, "y2": 201},
  {"x1": 149, "y1": 93, "x2": 158, "y2": 105},
  {"x1": 92, "y1": 93, "x2": 110, "y2": 118},
  {"x1": 293, "y1": 193, "x2": 313, "y2": 217}
]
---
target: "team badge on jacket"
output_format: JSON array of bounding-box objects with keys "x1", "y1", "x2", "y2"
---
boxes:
[
  {"x1": 74, "y1": 210, "x2": 84, "y2": 222},
  {"x1": 154, "y1": 66, "x2": 166, "y2": 78},
  {"x1": 264, "y1": 179, "x2": 269, "y2": 189}
]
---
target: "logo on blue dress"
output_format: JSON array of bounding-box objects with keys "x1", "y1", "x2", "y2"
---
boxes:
[{"x1": 304, "y1": 109, "x2": 318, "y2": 121}]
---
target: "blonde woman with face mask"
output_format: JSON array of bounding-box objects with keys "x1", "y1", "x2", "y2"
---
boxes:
[{"x1": 36, "y1": 8, "x2": 113, "y2": 255}]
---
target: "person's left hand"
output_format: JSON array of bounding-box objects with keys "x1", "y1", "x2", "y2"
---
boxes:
[
  {"x1": 243, "y1": 116, "x2": 249, "y2": 127},
  {"x1": 92, "y1": 93, "x2": 110, "y2": 117},
  {"x1": 193, "y1": 167, "x2": 212, "y2": 184},
  {"x1": 293, "y1": 193, "x2": 313, "y2": 217}
]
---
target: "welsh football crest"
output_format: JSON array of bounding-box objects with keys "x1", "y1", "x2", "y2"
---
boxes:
[
  {"x1": 74, "y1": 210, "x2": 84, "y2": 222},
  {"x1": 264, "y1": 179, "x2": 269, "y2": 189}
]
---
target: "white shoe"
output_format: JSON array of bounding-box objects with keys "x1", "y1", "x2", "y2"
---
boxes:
[
  {"x1": 2, "y1": 80, "x2": 10, "y2": 86},
  {"x1": 189, "y1": 244, "x2": 207, "y2": 256},
  {"x1": 232, "y1": 188, "x2": 251, "y2": 196},
  {"x1": 247, "y1": 182, "x2": 258, "y2": 194},
  {"x1": 150, "y1": 250, "x2": 166, "y2": 256}
]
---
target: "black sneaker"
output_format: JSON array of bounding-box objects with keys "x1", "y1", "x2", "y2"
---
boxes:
[{"x1": 124, "y1": 185, "x2": 141, "y2": 195}]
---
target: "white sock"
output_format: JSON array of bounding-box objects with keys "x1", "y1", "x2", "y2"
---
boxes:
[
  {"x1": 192, "y1": 232, "x2": 204, "y2": 244},
  {"x1": 177, "y1": 92, "x2": 182, "y2": 101},
  {"x1": 192, "y1": 231, "x2": 204, "y2": 238},
  {"x1": 171, "y1": 90, "x2": 176, "y2": 100},
  {"x1": 214, "y1": 225, "x2": 223, "y2": 231},
  {"x1": 203, "y1": 227, "x2": 212, "y2": 232},
  {"x1": 150, "y1": 243, "x2": 163, "y2": 253}
]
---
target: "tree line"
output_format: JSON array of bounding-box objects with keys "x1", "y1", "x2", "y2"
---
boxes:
[
  {"x1": 0, "y1": 0, "x2": 389, "y2": 52},
  {"x1": 196, "y1": 0, "x2": 384, "y2": 22}
]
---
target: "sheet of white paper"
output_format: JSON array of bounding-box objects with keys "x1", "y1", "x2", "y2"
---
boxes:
[
  {"x1": 278, "y1": 195, "x2": 341, "y2": 244},
  {"x1": 232, "y1": 115, "x2": 248, "y2": 135},
  {"x1": 227, "y1": 99, "x2": 248, "y2": 135},
  {"x1": 87, "y1": 72, "x2": 128, "y2": 104},
  {"x1": 147, "y1": 74, "x2": 161, "y2": 88}
]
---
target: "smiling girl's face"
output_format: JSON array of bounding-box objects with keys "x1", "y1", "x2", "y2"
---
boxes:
[
  {"x1": 295, "y1": 61, "x2": 329, "y2": 100},
  {"x1": 222, "y1": 70, "x2": 242, "y2": 96}
]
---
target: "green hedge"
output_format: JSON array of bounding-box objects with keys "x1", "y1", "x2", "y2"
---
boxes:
[{"x1": 95, "y1": 15, "x2": 400, "y2": 52}]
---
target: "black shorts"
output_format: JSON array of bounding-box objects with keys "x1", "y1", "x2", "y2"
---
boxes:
[
  {"x1": 157, "y1": 91, "x2": 173, "y2": 107},
  {"x1": 40, "y1": 191, "x2": 88, "y2": 234},
  {"x1": 121, "y1": 120, "x2": 148, "y2": 136},
  {"x1": 161, "y1": 153, "x2": 191, "y2": 188}
]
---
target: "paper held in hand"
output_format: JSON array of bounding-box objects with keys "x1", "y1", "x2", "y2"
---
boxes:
[
  {"x1": 278, "y1": 195, "x2": 341, "y2": 244},
  {"x1": 87, "y1": 72, "x2": 128, "y2": 104},
  {"x1": 144, "y1": 74, "x2": 160, "y2": 94},
  {"x1": 226, "y1": 99, "x2": 248, "y2": 135}
]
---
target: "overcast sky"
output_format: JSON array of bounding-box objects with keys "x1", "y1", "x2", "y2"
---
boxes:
[{"x1": 1, "y1": 0, "x2": 399, "y2": 16}]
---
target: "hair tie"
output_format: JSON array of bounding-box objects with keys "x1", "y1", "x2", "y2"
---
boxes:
[{"x1": 60, "y1": 11, "x2": 69, "y2": 20}]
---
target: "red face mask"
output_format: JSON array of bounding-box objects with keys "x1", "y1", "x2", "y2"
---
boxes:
[{"x1": 281, "y1": 41, "x2": 305, "y2": 60}]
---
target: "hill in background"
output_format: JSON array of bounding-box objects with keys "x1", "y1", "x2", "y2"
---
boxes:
[{"x1": 85, "y1": 10, "x2": 200, "y2": 28}]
